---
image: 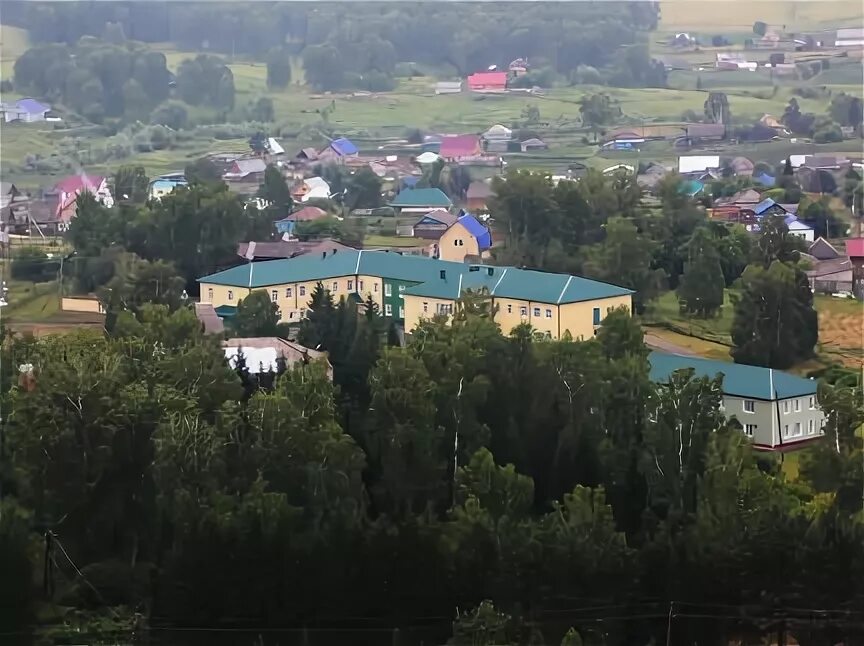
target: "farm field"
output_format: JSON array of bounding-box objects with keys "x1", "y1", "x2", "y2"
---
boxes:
[{"x1": 657, "y1": 0, "x2": 863, "y2": 32}]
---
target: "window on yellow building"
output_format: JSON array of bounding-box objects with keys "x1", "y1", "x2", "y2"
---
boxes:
[
  {"x1": 348, "y1": 280, "x2": 354, "y2": 290},
  {"x1": 271, "y1": 290, "x2": 278, "y2": 302},
  {"x1": 286, "y1": 287, "x2": 292, "y2": 297},
  {"x1": 520, "y1": 306, "x2": 527, "y2": 316},
  {"x1": 423, "y1": 302, "x2": 428, "y2": 312},
  {"x1": 300, "y1": 286, "x2": 306, "y2": 296},
  {"x1": 592, "y1": 307, "x2": 601, "y2": 325},
  {"x1": 228, "y1": 290, "x2": 234, "y2": 301},
  {"x1": 332, "y1": 281, "x2": 338, "y2": 292},
  {"x1": 374, "y1": 283, "x2": 379, "y2": 293},
  {"x1": 359, "y1": 280, "x2": 364, "y2": 291},
  {"x1": 545, "y1": 309, "x2": 552, "y2": 318},
  {"x1": 507, "y1": 304, "x2": 512, "y2": 314},
  {"x1": 207, "y1": 288, "x2": 213, "y2": 301},
  {"x1": 533, "y1": 307, "x2": 540, "y2": 317}
]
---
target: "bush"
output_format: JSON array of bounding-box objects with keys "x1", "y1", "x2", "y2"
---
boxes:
[
  {"x1": 12, "y1": 247, "x2": 59, "y2": 282},
  {"x1": 150, "y1": 100, "x2": 189, "y2": 130},
  {"x1": 814, "y1": 125, "x2": 842, "y2": 143},
  {"x1": 571, "y1": 64, "x2": 603, "y2": 86}
]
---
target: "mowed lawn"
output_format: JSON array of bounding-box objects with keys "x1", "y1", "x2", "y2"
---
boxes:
[{"x1": 658, "y1": 0, "x2": 863, "y2": 32}]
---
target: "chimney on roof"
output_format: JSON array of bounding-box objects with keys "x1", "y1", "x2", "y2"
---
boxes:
[
  {"x1": 487, "y1": 267, "x2": 493, "y2": 276},
  {"x1": 322, "y1": 251, "x2": 326, "y2": 259},
  {"x1": 440, "y1": 270, "x2": 446, "y2": 280}
]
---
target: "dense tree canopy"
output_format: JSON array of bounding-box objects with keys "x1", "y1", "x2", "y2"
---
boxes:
[{"x1": 3, "y1": 295, "x2": 862, "y2": 643}]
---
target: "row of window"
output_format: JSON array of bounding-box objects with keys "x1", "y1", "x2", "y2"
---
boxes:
[
  {"x1": 744, "y1": 419, "x2": 818, "y2": 438},
  {"x1": 742, "y1": 396, "x2": 816, "y2": 414},
  {"x1": 214, "y1": 280, "x2": 414, "y2": 304}
]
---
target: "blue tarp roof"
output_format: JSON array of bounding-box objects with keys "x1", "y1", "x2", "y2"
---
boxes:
[
  {"x1": 457, "y1": 214, "x2": 492, "y2": 250},
  {"x1": 753, "y1": 198, "x2": 777, "y2": 215},
  {"x1": 16, "y1": 98, "x2": 49, "y2": 114},
  {"x1": 754, "y1": 173, "x2": 776, "y2": 187},
  {"x1": 330, "y1": 138, "x2": 358, "y2": 155},
  {"x1": 402, "y1": 176, "x2": 419, "y2": 188}
]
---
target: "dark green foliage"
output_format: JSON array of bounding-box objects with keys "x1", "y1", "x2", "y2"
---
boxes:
[
  {"x1": 150, "y1": 100, "x2": 189, "y2": 130},
  {"x1": 265, "y1": 47, "x2": 292, "y2": 89},
  {"x1": 258, "y1": 164, "x2": 293, "y2": 216},
  {"x1": 344, "y1": 167, "x2": 383, "y2": 210},
  {"x1": 176, "y1": 54, "x2": 235, "y2": 109},
  {"x1": 113, "y1": 165, "x2": 149, "y2": 203},
  {"x1": 829, "y1": 91, "x2": 863, "y2": 127},
  {"x1": 703, "y1": 91, "x2": 731, "y2": 125},
  {"x1": 232, "y1": 290, "x2": 283, "y2": 337},
  {"x1": 731, "y1": 261, "x2": 818, "y2": 368},
  {"x1": 11, "y1": 245, "x2": 58, "y2": 282},
  {"x1": 676, "y1": 227, "x2": 725, "y2": 317}
]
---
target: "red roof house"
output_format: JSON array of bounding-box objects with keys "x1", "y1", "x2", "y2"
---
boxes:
[
  {"x1": 467, "y1": 71, "x2": 508, "y2": 92},
  {"x1": 439, "y1": 135, "x2": 481, "y2": 161},
  {"x1": 53, "y1": 174, "x2": 113, "y2": 223},
  {"x1": 847, "y1": 238, "x2": 864, "y2": 268}
]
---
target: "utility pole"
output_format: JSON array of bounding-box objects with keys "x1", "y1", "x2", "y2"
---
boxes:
[{"x1": 665, "y1": 601, "x2": 674, "y2": 646}]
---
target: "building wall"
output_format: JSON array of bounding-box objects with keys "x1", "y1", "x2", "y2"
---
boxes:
[
  {"x1": 438, "y1": 222, "x2": 480, "y2": 262},
  {"x1": 559, "y1": 296, "x2": 632, "y2": 340},
  {"x1": 200, "y1": 282, "x2": 251, "y2": 309},
  {"x1": 724, "y1": 393, "x2": 825, "y2": 448},
  {"x1": 61, "y1": 297, "x2": 104, "y2": 314},
  {"x1": 381, "y1": 277, "x2": 420, "y2": 319},
  {"x1": 404, "y1": 294, "x2": 454, "y2": 325}
]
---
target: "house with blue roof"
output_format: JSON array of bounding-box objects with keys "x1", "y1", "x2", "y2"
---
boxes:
[
  {"x1": 197, "y1": 249, "x2": 633, "y2": 339},
  {"x1": 648, "y1": 351, "x2": 824, "y2": 450},
  {"x1": 435, "y1": 213, "x2": 493, "y2": 262},
  {"x1": 753, "y1": 198, "x2": 788, "y2": 217},
  {"x1": 319, "y1": 137, "x2": 359, "y2": 161},
  {"x1": 2, "y1": 97, "x2": 50, "y2": 123}
]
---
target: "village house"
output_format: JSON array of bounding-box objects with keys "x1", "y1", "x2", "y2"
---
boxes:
[
  {"x1": 439, "y1": 135, "x2": 481, "y2": 162},
  {"x1": 730, "y1": 156, "x2": 755, "y2": 176},
  {"x1": 2, "y1": 98, "x2": 50, "y2": 123},
  {"x1": 435, "y1": 81, "x2": 463, "y2": 95},
  {"x1": 432, "y1": 213, "x2": 492, "y2": 263},
  {"x1": 847, "y1": 239, "x2": 864, "y2": 296},
  {"x1": 236, "y1": 238, "x2": 352, "y2": 261},
  {"x1": 389, "y1": 188, "x2": 453, "y2": 214},
  {"x1": 411, "y1": 210, "x2": 459, "y2": 240},
  {"x1": 466, "y1": 181, "x2": 493, "y2": 211},
  {"x1": 291, "y1": 177, "x2": 331, "y2": 203},
  {"x1": 197, "y1": 250, "x2": 632, "y2": 336},
  {"x1": 803, "y1": 239, "x2": 853, "y2": 294},
  {"x1": 223, "y1": 337, "x2": 332, "y2": 379},
  {"x1": 520, "y1": 138, "x2": 548, "y2": 152},
  {"x1": 466, "y1": 71, "x2": 508, "y2": 92},
  {"x1": 148, "y1": 173, "x2": 188, "y2": 200},
  {"x1": 318, "y1": 138, "x2": 359, "y2": 162},
  {"x1": 648, "y1": 352, "x2": 824, "y2": 451},
  {"x1": 224, "y1": 157, "x2": 267, "y2": 182},
  {"x1": 481, "y1": 124, "x2": 513, "y2": 153},
  {"x1": 273, "y1": 205, "x2": 329, "y2": 235},
  {"x1": 678, "y1": 155, "x2": 720, "y2": 175},
  {"x1": 685, "y1": 123, "x2": 726, "y2": 142},
  {"x1": 194, "y1": 302, "x2": 225, "y2": 335},
  {"x1": 53, "y1": 174, "x2": 114, "y2": 225}
]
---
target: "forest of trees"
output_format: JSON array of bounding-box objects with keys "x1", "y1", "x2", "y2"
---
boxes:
[
  {"x1": 5, "y1": 1, "x2": 666, "y2": 93},
  {"x1": 1, "y1": 285, "x2": 862, "y2": 644}
]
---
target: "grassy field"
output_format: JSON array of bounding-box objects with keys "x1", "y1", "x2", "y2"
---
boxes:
[
  {"x1": 0, "y1": 24, "x2": 29, "y2": 80},
  {"x1": 658, "y1": 0, "x2": 863, "y2": 32}
]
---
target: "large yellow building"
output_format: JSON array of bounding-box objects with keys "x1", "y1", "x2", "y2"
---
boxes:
[{"x1": 197, "y1": 249, "x2": 632, "y2": 339}]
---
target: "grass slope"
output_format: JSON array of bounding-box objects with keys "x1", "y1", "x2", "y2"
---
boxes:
[{"x1": 658, "y1": 0, "x2": 863, "y2": 32}]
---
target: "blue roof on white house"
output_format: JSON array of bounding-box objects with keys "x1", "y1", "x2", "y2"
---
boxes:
[
  {"x1": 457, "y1": 214, "x2": 492, "y2": 250},
  {"x1": 330, "y1": 138, "x2": 358, "y2": 155},
  {"x1": 754, "y1": 198, "x2": 779, "y2": 215},
  {"x1": 16, "y1": 98, "x2": 49, "y2": 114}
]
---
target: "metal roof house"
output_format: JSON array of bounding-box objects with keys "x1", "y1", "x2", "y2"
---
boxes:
[
  {"x1": 2, "y1": 98, "x2": 50, "y2": 123},
  {"x1": 389, "y1": 188, "x2": 453, "y2": 213},
  {"x1": 649, "y1": 351, "x2": 824, "y2": 451}
]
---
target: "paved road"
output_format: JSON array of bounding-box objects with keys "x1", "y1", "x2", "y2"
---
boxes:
[{"x1": 644, "y1": 332, "x2": 697, "y2": 356}]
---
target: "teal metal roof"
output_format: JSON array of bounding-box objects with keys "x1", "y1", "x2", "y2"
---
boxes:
[
  {"x1": 199, "y1": 250, "x2": 463, "y2": 289},
  {"x1": 199, "y1": 252, "x2": 632, "y2": 305},
  {"x1": 648, "y1": 351, "x2": 817, "y2": 401},
  {"x1": 389, "y1": 188, "x2": 453, "y2": 208},
  {"x1": 403, "y1": 265, "x2": 632, "y2": 304}
]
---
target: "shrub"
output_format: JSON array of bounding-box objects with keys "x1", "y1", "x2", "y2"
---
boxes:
[
  {"x1": 150, "y1": 100, "x2": 189, "y2": 130},
  {"x1": 12, "y1": 247, "x2": 58, "y2": 282}
]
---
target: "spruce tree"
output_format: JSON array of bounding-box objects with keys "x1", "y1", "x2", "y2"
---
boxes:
[{"x1": 677, "y1": 227, "x2": 725, "y2": 317}]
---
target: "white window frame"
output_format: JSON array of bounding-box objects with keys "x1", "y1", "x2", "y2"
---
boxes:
[
  {"x1": 385, "y1": 303, "x2": 392, "y2": 316},
  {"x1": 286, "y1": 287, "x2": 292, "y2": 298},
  {"x1": 520, "y1": 306, "x2": 527, "y2": 316},
  {"x1": 422, "y1": 302, "x2": 428, "y2": 313},
  {"x1": 783, "y1": 424, "x2": 790, "y2": 438},
  {"x1": 809, "y1": 396, "x2": 815, "y2": 409},
  {"x1": 807, "y1": 419, "x2": 815, "y2": 435},
  {"x1": 744, "y1": 424, "x2": 756, "y2": 437},
  {"x1": 794, "y1": 422, "x2": 802, "y2": 437},
  {"x1": 545, "y1": 308, "x2": 552, "y2": 318},
  {"x1": 384, "y1": 284, "x2": 392, "y2": 297},
  {"x1": 533, "y1": 307, "x2": 540, "y2": 317},
  {"x1": 783, "y1": 400, "x2": 790, "y2": 414},
  {"x1": 399, "y1": 306, "x2": 404, "y2": 318},
  {"x1": 793, "y1": 399, "x2": 800, "y2": 412},
  {"x1": 743, "y1": 400, "x2": 755, "y2": 413},
  {"x1": 299, "y1": 286, "x2": 306, "y2": 296},
  {"x1": 271, "y1": 290, "x2": 278, "y2": 302}
]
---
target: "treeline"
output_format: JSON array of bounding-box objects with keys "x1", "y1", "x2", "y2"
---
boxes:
[
  {"x1": 488, "y1": 170, "x2": 818, "y2": 368},
  {"x1": 2, "y1": 289, "x2": 862, "y2": 643},
  {"x1": 6, "y1": 1, "x2": 663, "y2": 90}
]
